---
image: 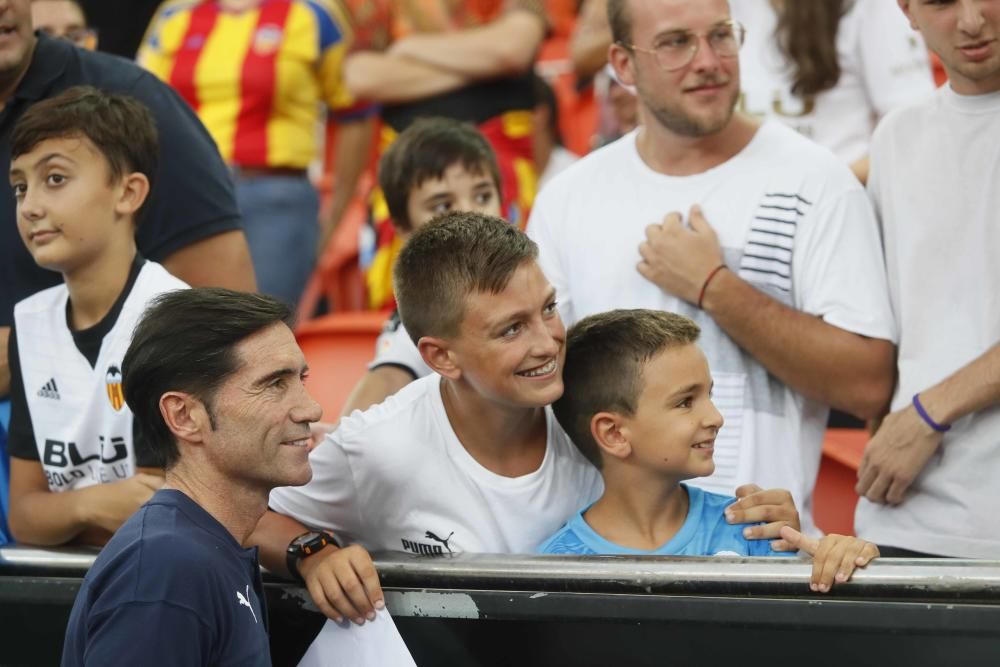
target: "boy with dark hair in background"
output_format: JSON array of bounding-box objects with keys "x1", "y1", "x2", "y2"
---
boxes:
[{"x1": 341, "y1": 117, "x2": 505, "y2": 414}]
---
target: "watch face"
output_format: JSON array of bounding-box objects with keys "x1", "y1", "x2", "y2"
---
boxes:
[{"x1": 292, "y1": 532, "x2": 321, "y2": 549}]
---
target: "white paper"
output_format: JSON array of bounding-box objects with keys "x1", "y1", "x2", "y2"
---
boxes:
[{"x1": 297, "y1": 609, "x2": 417, "y2": 667}]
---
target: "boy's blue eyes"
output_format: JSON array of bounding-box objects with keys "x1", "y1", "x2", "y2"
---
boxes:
[{"x1": 499, "y1": 302, "x2": 559, "y2": 338}]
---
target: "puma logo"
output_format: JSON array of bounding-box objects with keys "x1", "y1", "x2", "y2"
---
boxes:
[
  {"x1": 425, "y1": 531, "x2": 454, "y2": 554},
  {"x1": 401, "y1": 530, "x2": 456, "y2": 555},
  {"x1": 236, "y1": 585, "x2": 257, "y2": 624}
]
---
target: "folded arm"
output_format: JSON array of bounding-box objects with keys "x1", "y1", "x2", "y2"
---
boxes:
[
  {"x1": 344, "y1": 51, "x2": 472, "y2": 103},
  {"x1": 388, "y1": 9, "x2": 546, "y2": 79},
  {"x1": 7, "y1": 459, "x2": 162, "y2": 546}
]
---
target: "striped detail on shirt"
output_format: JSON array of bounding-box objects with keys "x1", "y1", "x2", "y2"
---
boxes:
[
  {"x1": 139, "y1": 0, "x2": 366, "y2": 169},
  {"x1": 739, "y1": 192, "x2": 812, "y2": 293}
]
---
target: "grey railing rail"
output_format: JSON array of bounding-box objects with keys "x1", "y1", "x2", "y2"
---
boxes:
[{"x1": 4, "y1": 546, "x2": 1000, "y2": 602}]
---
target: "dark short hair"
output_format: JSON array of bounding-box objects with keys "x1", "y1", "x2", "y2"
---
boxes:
[
  {"x1": 378, "y1": 117, "x2": 502, "y2": 232},
  {"x1": 607, "y1": 0, "x2": 632, "y2": 45},
  {"x1": 11, "y1": 85, "x2": 159, "y2": 222},
  {"x1": 122, "y1": 288, "x2": 292, "y2": 469},
  {"x1": 393, "y1": 211, "x2": 536, "y2": 344},
  {"x1": 553, "y1": 309, "x2": 701, "y2": 468}
]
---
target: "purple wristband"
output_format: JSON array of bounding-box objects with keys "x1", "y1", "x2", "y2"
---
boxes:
[{"x1": 912, "y1": 393, "x2": 950, "y2": 433}]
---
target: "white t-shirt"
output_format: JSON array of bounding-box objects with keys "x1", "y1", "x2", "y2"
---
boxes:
[
  {"x1": 14, "y1": 261, "x2": 187, "y2": 492},
  {"x1": 367, "y1": 311, "x2": 431, "y2": 379},
  {"x1": 856, "y1": 86, "x2": 1000, "y2": 559},
  {"x1": 538, "y1": 146, "x2": 580, "y2": 192},
  {"x1": 269, "y1": 374, "x2": 604, "y2": 554},
  {"x1": 527, "y1": 122, "x2": 895, "y2": 534},
  {"x1": 733, "y1": 0, "x2": 934, "y2": 163}
]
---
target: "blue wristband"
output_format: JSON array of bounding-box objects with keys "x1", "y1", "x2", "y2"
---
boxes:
[{"x1": 912, "y1": 393, "x2": 950, "y2": 433}]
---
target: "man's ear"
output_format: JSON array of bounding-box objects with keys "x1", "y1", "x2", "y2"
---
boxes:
[
  {"x1": 159, "y1": 391, "x2": 209, "y2": 446},
  {"x1": 591, "y1": 411, "x2": 632, "y2": 461},
  {"x1": 609, "y1": 42, "x2": 637, "y2": 87},
  {"x1": 417, "y1": 336, "x2": 461, "y2": 380},
  {"x1": 114, "y1": 172, "x2": 151, "y2": 218}
]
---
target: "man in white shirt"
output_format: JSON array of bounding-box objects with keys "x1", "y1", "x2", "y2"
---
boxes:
[
  {"x1": 527, "y1": 0, "x2": 897, "y2": 534},
  {"x1": 854, "y1": 0, "x2": 1000, "y2": 559}
]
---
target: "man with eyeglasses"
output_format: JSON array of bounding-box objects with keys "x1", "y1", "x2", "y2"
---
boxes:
[
  {"x1": 30, "y1": 0, "x2": 95, "y2": 49},
  {"x1": 527, "y1": 0, "x2": 896, "y2": 536}
]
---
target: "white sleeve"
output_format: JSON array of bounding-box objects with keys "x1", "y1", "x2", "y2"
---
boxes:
[
  {"x1": 793, "y1": 182, "x2": 897, "y2": 343},
  {"x1": 268, "y1": 433, "x2": 365, "y2": 545},
  {"x1": 526, "y1": 185, "x2": 576, "y2": 326},
  {"x1": 856, "y1": 0, "x2": 935, "y2": 118},
  {"x1": 368, "y1": 314, "x2": 431, "y2": 378}
]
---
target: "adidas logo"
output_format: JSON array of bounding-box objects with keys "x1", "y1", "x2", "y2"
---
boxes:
[{"x1": 37, "y1": 378, "x2": 60, "y2": 400}]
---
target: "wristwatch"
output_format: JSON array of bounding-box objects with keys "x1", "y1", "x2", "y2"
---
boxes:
[{"x1": 286, "y1": 530, "x2": 337, "y2": 583}]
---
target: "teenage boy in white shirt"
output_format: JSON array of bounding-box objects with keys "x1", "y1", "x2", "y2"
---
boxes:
[{"x1": 250, "y1": 213, "x2": 802, "y2": 626}]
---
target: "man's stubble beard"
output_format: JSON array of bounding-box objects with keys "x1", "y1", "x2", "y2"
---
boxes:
[{"x1": 639, "y1": 80, "x2": 740, "y2": 138}]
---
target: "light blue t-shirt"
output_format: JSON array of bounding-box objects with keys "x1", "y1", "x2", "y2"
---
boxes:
[{"x1": 537, "y1": 485, "x2": 795, "y2": 557}]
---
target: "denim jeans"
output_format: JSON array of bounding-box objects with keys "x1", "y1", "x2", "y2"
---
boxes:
[{"x1": 235, "y1": 174, "x2": 319, "y2": 309}]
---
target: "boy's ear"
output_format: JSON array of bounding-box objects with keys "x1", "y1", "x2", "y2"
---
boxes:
[
  {"x1": 159, "y1": 391, "x2": 209, "y2": 447},
  {"x1": 114, "y1": 172, "x2": 151, "y2": 218},
  {"x1": 417, "y1": 336, "x2": 460, "y2": 380},
  {"x1": 591, "y1": 411, "x2": 632, "y2": 461}
]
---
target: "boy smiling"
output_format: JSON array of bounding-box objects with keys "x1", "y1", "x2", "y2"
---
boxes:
[
  {"x1": 253, "y1": 213, "x2": 802, "y2": 625},
  {"x1": 342, "y1": 117, "x2": 506, "y2": 414},
  {"x1": 540, "y1": 309, "x2": 879, "y2": 592}
]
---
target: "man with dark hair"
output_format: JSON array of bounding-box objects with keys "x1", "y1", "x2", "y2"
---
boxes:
[
  {"x1": 528, "y1": 0, "x2": 897, "y2": 535},
  {"x1": 62, "y1": 288, "x2": 321, "y2": 666}
]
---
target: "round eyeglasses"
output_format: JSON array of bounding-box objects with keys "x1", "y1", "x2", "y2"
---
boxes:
[{"x1": 622, "y1": 20, "x2": 746, "y2": 72}]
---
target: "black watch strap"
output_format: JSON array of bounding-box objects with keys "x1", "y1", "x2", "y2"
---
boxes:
[{"x1": 286, "y1": 530, "x2": 336, "y2": 583}]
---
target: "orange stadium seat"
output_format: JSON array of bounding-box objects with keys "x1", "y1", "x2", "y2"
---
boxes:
[
  {"x1": 813, "y1": 428, "x2": 867, "y2": 536},
  {"x1": 295, "y1": 310, "x2": 387, "y2": 417}
]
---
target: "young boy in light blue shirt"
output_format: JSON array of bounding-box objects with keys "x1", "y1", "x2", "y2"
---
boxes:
[{"x1": 539, "y1": 309, "x2": 879, "y2": 592}]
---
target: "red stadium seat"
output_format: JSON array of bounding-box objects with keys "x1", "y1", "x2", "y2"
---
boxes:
[
  {"x1": 813, "y1": 428, "x2": 867, "y2": 536},
  {"x1": 295, "y1": 311, "x2": 387, "y2": 417}
]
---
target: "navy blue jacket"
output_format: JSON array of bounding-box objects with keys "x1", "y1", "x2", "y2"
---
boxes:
[{"x1": 62, "y1": 490, "x2": 271, "y2": 666}]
